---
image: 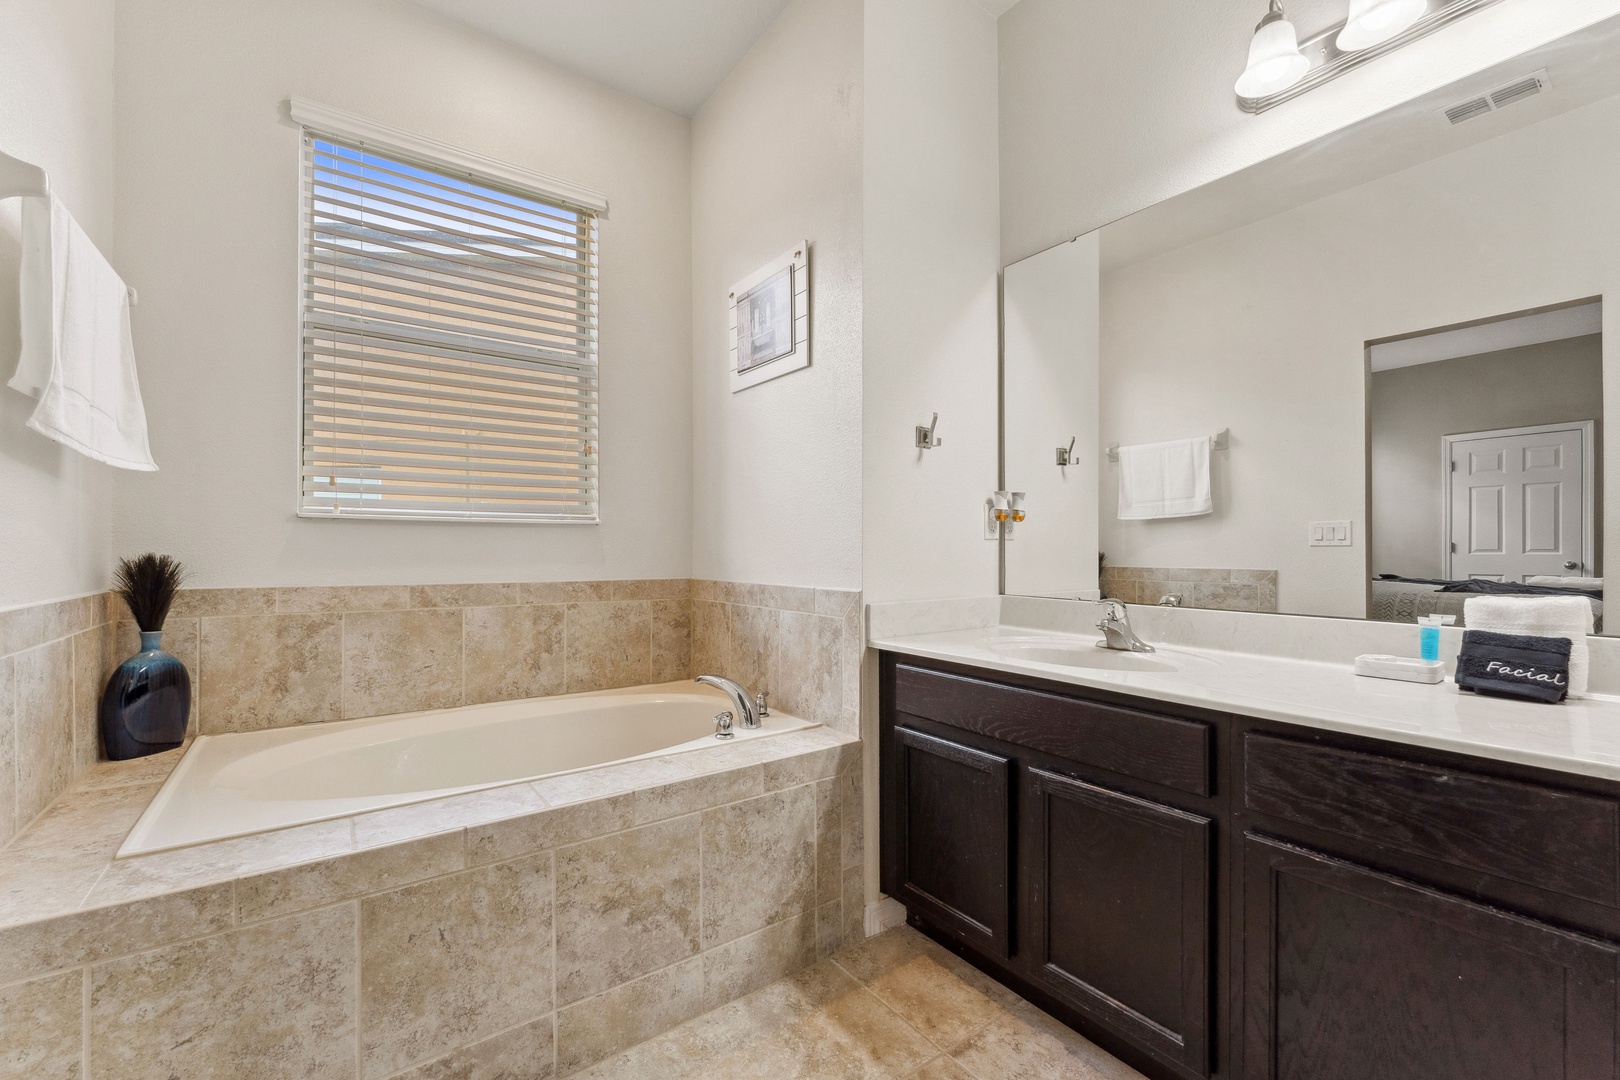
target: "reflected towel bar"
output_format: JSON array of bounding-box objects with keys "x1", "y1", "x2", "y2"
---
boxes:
[{"x1": 1107, "y1": 429, "x2": 1229, "y2": 464}]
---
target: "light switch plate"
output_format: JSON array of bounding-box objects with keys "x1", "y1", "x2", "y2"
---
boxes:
[{"x1": 1309, "y1": 520, "x2": 1353, "y2": 547}]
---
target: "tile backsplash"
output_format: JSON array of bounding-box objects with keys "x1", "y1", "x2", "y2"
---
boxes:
[{"x1": 1100, "y1": 566, "x2": 1279, "y2": 612}]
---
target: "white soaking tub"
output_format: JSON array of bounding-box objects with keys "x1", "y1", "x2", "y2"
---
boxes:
[{"x1": 119, "y1": 681, "x2": 813, "y2": 856}]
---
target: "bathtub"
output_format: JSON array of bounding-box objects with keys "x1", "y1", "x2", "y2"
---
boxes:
[{"x1": 119, "y1": 681, "x2": 814, "y2": 857}]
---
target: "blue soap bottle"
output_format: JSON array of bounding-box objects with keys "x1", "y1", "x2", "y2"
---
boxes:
[{"x1": 1417, "y1": 614, "x2": 1455, "y2": 662}]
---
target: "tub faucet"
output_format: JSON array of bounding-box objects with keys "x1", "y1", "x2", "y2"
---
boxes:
[
  {"x1": 695, "y1": 675, "x2": 760, "y2": 729},
  {"x1": 1096, "y1": 599, "x2": 1155, "y2": 653}
]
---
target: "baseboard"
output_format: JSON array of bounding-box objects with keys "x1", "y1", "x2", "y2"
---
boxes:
[{"x1": 864, "y1": 896, "x2": 906, "y2": 938}]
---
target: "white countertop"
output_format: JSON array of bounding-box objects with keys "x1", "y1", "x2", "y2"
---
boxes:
[{"x1": 870, "y1": 624, "x2": 1620, "y2": 784}]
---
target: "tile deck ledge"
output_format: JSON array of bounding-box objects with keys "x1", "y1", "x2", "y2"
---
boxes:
[{"x1": 0, "y1": 723, "x2": 857, "y2": 987}]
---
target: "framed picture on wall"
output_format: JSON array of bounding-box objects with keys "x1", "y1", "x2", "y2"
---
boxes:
[{"x1": 729, "y1": 243, "x2": 810, "y2": 392}]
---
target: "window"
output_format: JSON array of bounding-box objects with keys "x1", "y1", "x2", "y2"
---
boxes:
[{"x1": 298, "y1": 124, "x2": 599, "y2": 521}]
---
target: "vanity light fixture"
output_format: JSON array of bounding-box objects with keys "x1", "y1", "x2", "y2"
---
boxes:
[
  {"x1": 1337, "y1": 0, "x2": 1427, "y2": 50},
  {"x1": 1236, "y1": 0, "x2": 1506, "y2": 113},
  {"x1": 1234, "y1": 1, "x2": 1310, "y2": 100}
]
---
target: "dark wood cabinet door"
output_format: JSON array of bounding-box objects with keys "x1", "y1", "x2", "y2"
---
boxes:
[
  {"x1": 1024, "y1": 766, "x2": 1213, "y2": 1077},
  {"x1": 1243, "y1": 834, "x2": 1620, "y2": 1080},
  {"x1": 892, "y1": 724, "x2": 1014, "y2": 958}
]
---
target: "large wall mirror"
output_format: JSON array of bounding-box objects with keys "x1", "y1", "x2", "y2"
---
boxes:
[{"x1": 1002, "y1": 15, "x2": 1620, "y2": 634}]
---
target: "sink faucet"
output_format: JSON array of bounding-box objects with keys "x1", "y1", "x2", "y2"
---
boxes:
[
  {"x1": 1096, "y1": 599, "x2": 1155, "y2": 653},
  {"x1": 695, "y1": 675, "x2": 760, "y2": 729}
]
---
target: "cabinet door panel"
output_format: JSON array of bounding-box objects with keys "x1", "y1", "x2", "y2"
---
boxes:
[
  {"x1": 894, "y1": 724, "x2": 1013, "y2": 958},
  {"x1": 1025, "y1": 766, "x2": 1212, "y2": 1076},
  {"x1": 1243, "y1": 834, "x2": 1620, "y2": 1080}
]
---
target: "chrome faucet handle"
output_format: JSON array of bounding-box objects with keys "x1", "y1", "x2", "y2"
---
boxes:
[
  {"x1": 754, "y1": 691, "x2": 770, "y2": 718},
  {"x1": 695, "y1": 675, "x2": 760, "y2": 729},
  {"x1": 713, "y1": 711, "x2": 735, "y2": 739}
]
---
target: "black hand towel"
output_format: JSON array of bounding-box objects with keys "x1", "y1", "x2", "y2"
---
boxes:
[{"x1": 1454, "y1": 630, "x2": 1572, "y2": 704}]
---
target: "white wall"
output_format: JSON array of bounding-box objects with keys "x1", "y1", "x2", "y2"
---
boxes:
[
  {"x1": 1098, "y1": 95, "x2": 1620, "y2": 617},
  {"x1": 111, "y1": 0, "x2": 693, "y2": 588},
  {"x1": 690, "y1": 0, "x2": 864, "y2": 590},
  {"x1": 0, "y1": 0, "x2": 116, "y2": 607},
  {"x1": 999, "y1": 0, "x2": 1620, "y2": 264},
  {"x1": 862, "y1": 0, "x2": 1001, "y2": 604}
]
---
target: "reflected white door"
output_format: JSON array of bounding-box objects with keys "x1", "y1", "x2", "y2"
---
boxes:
[{"x1": 1445, "y1": 422, "x2": 1592, "y2": 581}]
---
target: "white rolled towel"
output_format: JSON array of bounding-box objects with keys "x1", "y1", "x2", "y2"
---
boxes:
[{"x1": 1463, "y1": 595, "x2": 1594, "y2": 698}]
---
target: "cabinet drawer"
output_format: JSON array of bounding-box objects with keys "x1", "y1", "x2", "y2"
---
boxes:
[
  {"x1": 1244, "y1": 734, "x2": 1620, "y2": 907},
  {"x1": 894, "y1": 664, "x2": 1211, "y2": 796}
]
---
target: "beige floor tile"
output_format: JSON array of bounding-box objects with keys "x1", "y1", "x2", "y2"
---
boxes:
[
  {"x1": 910, "y1": 1059, "x2": 976, "y2": 1080},
  {"x1": 0, "y1": 969, "x2": 82, "y2": 1080},
  {"x1": 951, "y1": 1011, "x2": 1134, "y2": 1080},
  {"x1": 862, "y1": 954, "x2": 1004, "y2": 1055}
]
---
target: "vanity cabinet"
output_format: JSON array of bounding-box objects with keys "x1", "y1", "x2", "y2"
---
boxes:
[{"x1": 880, "y1": 652, "x2": 1620, "y2": 1080}]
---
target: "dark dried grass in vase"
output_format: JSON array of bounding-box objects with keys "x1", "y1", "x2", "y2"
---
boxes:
[{"x1": 113, "y1": 553, "x2": 187, "y2": 631}]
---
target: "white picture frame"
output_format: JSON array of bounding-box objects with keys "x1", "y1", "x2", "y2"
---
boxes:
[{"x1": 729, "y1": 243, "x2": 810, "y2": 392}]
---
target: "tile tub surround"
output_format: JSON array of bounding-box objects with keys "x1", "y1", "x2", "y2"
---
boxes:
[
  {"x1": 113, "y1": 578, "x2": 860, "y2": 738},
  {"x1": 0, "y1": 593, "x2": 117, "y2": 850},
  {"x1": 1100, "y1": 565, "x2": 1279, "y2": 612},
  {"x1": 0, "y1": 724, "x2": 863, "y2": 1079},
  {"x1": 573, "y1": 925, "x2": 1145, "y2": 1080}
]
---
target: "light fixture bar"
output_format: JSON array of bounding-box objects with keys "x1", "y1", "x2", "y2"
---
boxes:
[{"x1": 1239, "y1": 0, "x2": 1508, "y2": 114}]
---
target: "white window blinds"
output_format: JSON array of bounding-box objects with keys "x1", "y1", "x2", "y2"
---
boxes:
[{"x1": 299, "y1": 130, "x2": 599, "y2": 521}]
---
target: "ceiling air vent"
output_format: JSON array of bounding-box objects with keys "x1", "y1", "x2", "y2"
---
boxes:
[{"x1": 1442, "y1": 68, "x2": 1551, "y2": 125}]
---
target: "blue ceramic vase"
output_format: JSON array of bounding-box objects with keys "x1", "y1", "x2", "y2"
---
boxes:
[{"x1": 99, "y1": 630, "x2": 190, "y2": 760}]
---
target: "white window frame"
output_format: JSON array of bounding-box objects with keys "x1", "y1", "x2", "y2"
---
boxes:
[{"x1": 289, "y1": 99, "x2": 608, "y2": 524}]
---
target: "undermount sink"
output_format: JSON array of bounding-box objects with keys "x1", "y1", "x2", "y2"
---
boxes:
[{"x1": 983, "y1": 637, "x2": 1209, "y2": 673}]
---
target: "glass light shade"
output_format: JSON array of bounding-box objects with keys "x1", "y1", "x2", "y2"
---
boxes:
[
  {"x1": 1235, "y1": 14, "x2": 1310, "y2": 100},
  {"x1": 1336, "y1": 0, "x2": 1427, "y2": 51}
]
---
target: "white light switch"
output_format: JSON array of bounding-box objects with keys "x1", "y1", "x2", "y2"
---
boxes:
[{"x1": 1309, "y1": 520, "x2": 1353, "y2": 547}]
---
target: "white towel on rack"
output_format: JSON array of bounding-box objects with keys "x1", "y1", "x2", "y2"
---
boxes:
[
  {"x1": 8, "y1": 194, "x2": 156, "y2": 471},
  {"x1": 1116, "y1": 437, "x2": 1211, "y2": 520},
  {"x1": 1463, "y1": 594, "x2": 1594, "y2": 698}
]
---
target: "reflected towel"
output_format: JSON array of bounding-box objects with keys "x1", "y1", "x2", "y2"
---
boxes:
[
  {"x1": 1116, "y1": 437, "x2": 1211, "y2": 520},
  {"x1": 1463, "y1": 594, "x2": 1593, "y2": 698},
  {"x1": 8, "y1": 194, "x2": 157, "y2": 471}
]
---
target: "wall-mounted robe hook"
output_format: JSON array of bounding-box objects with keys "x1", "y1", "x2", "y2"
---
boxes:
[
  {"x1": 915, "y1": 413, "x2": 942, "y2": 450},
  {"x1": 1056, "y1": 436, "x2": 1076, "y2": 466}
]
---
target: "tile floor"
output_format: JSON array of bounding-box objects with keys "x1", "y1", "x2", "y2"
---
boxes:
[{"x1": 574, "y1": 925, "x2": 1147, "y2": 1080}]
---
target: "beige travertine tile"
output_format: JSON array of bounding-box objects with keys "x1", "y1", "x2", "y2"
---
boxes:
[
  {"x1": 275, "y1": 584, "x2": 412, "y2": 613},
  {"x1": 815, "y1": 777, "x2": 841, "y2": 907},
  {"x1": 391, "y1": 1015, "x2": 556, "y2": 1080},
  {"x1": 1231, "y1": 568, "x2": 1277, "y2": 584},
  {"x1": 0, "y1": 847, "x2": 110, "y2": 931},
  {"x1": 87, "y1": 819, "x2": 354, "y2": 906},
  {"x1": 611, "y1": 579, "x2": 691, "y2": 601},
  {"x1": 650, "y1": 599, "x2": 692, "y2": 683},
  {"x1": 168, "y1": 587, "x2": 277, "y2": 619},
  {"x1": 7, "y1": 781, "x2": 160, "y2": 861},
  {"x1": 532, "y1": 757, "x2": 690, "y2": 808},
  {"x1": 701, "y1": 912, "x2": 817, "y2": 1009},
  {"x1": 361, "y1": 854, "x2": 554, "y2": 1079},
  {"x1": 688, "y1": 579, "x2": 731, "y2": 603},
  {"x1": 68, "y1": 746, "x2": 182, "y2": 793},
  {"x1": 555, "y1": 956, "x2": 705, "y2": 1075},
  {"x1": 565, "y1": 601, "x2": 652, "y2": 692},
  {"x1": 841, "y1": 607, "x2": 863, "y2": 723},
  {"x1": 88, "y1": 903, "x2": 356, "y2": 1080},
  {"x1": 840, "y1": 764, "x2": 864, "y2": 871},
  {"x1": 70, "y1": 625, "x2": 109, "y2": 774},
  {"x1": 0, "y1": 602, "x2": 45, "y2": 657},
  {"x1": 701, "y1": 786, "x2": 816, "y2": 948},
  {"x1": 842, "y1": 864, "x2": 864, "y2": 946},
  {"x1": 952, "y1": 1009, "x2": 1134, "y2": 1080},
  {"x1": 814, "y1": 588, "x2": 861, "y2": 620},
  {"x1": 343, "y1": 608, "x2": 463, "y2": 718},
  {"x1": 465, "y1": 793, "x2": 638, "y2": 868},
  {"x1": 0, "y1": 656, "x2": 14, "y2": 845},
  {"x1": 523, "y1": 580, "x2": 613, "y2": 604},
  {"x1": 864, "y1": 954, "x2": 1004, "y2": 1054},
  {"x1": 555, "y1": 817, "x2": 701, "y2": 1005},
  {"x1": 915, "y1": 1058, "x2": 978, "y2": 1080},
  {"x1": 690, "y1": 600, "x2": 730, "y2": 677},
  {"x1": 1192, "y1": 581, "x2": 1261, "y2": 612},
  {"x1": 199, "y1": 613, "x2": 342, "y2": 733},
  {"x1": 353, "y1": 784, "x2": 545, "y2": 850},
  {"x1": 15, "y1": 639, "x2": 74, "y2": 826},
  {"x1": 761, "y1": 737, "x2": 854, "y2": 791},
  {"x1": 772, "y1": 611, "x2": 842, "y2": 723},
  {"x1": 816, "y1": 900, "x2": 844, "y2": 959},
  {"x1": 736, "y1": 583, "x2": 818, "y2": 613},
  {"x1": 412, "y1": 583, "x2": 521, "y2": 609},
  {"x1": 464, "y1": 604, "x2": 565, "y2": 705},
  {"x1": 632, "y1": 763, "x2": 763, "y2": 825},
  {"x1": 727, "y1": 604, "x2": 777, "y2": 696},
  {"x1": 114, "y1": 619, "x2": 199, "y2": 734},
  {"x1": 235, "y1": 830, "x2": 465, "y2": 923},
  {"x1": 0, "y1": 969, "x2": 82, "y2": 1080}
]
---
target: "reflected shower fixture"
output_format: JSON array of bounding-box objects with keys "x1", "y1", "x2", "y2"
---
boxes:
[
  {"x1": 1235, "y1": 0, "x2": 1506, "y2": 113},
  {"x1": 1234, "y1": 1, "x2": 1310, "y2": 101}
]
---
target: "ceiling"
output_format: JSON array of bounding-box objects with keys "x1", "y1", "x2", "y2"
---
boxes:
[
  {"x1": 1369, "y1": 301, "x2": 1603, "y2": 372},
  {"x1": 408, "y1": 0, "x2": 1015, "y2": 116}
]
